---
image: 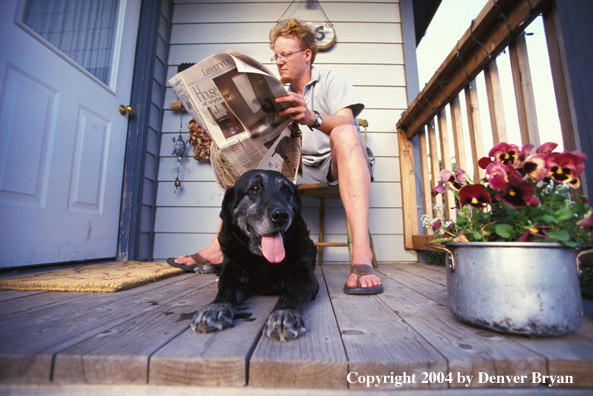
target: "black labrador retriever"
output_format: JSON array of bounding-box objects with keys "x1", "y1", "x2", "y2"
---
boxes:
[{"x1": 191, "y1": 169, "x2": 319, "y2": 342}]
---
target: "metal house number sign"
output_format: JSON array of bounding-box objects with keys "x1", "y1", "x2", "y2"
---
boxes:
[{"x1": 305, "y1": 21, "x2": 336, "y2": 50}]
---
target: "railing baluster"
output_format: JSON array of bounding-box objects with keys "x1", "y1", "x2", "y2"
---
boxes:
[
  {"x1": 465, "y1": 81, "x2": 486, "y2": 183},
  {"x1": 543, "y1": 1, "x2": 584, "y2": 196},
  {"x1": 427, "y1": 120, "x2": 442, "y2": 218},
  {"x1": 484, "y1": 59, "x2": 508, "y2": 144},
  {"x1": 417, "y1": 129, "x2": 433, "y2": 235},
  {"x1": 450, "y1": 95, "x2": 467, "y2": 172},
  {"x1": 510, "y1": 34, "x2": 540, "y2": 146},
  {"x1": 437, "y1": 109, "x2": 456, "y2": 221}
]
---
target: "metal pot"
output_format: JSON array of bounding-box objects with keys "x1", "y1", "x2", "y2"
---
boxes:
[{"x1": 431, "y1": 242, "x2": 591, "y2": 337}]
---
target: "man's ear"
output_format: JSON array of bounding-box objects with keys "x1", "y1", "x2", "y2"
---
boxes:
[
  {"x1": 219, "y1": 185, "x2": 236, "y2": 223},
  {"x1": 304, "y1": 48, "x2": 312, "y2": 64}
]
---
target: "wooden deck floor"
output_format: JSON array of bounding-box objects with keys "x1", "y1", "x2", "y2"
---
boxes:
[{"x1": 1, "y1": 262, "x2": 592, "y2": 395}]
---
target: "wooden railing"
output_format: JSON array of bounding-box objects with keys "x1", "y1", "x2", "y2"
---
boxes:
[{"x1": 396, "y1": 0, "x2": 581, "y2": 250}]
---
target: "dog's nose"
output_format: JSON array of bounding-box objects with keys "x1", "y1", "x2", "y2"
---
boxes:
[{"x1": 271, "y1": 208, "x2": 289, "y2": 225}]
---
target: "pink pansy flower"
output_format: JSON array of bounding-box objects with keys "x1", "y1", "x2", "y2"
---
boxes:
[
  {"x1": 577, "y1": 212, "x2": 593, "y2": 232},
  {"x1": 536, "y1": 142, "x2": 558, "y2": 154},
  {"x1": 486, "y1": 161, "x2": 510, "y2": 190},
  {"x1": 522, "y1": 154, "x2": 548, "y2": 182},
  {"x1": 546, "y1": 151, "x2": 587, "y2": 188},
  {"x1": 489, "y1": 142, "x2": 521, "y2": 166}
]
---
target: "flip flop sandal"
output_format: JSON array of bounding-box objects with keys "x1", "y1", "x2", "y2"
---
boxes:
[
  {"x1": 166, "y1": 252, "x2": 210, "y2": 272},
  {"x1": 343, "y1": 263, "x2": 384, "y2": 295}
]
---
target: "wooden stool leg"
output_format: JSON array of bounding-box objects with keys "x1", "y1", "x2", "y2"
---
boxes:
[{"x1": 318, "y1": 198, "x2": 325, "y2": 266}]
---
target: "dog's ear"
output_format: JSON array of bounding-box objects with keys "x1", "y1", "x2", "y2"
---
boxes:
[
  {"x1": 290, "y1": 182, "x2": 302, "y2": 213},
  {"x1": 219, "y1": 184, "x2": 237, "y2": 223}
]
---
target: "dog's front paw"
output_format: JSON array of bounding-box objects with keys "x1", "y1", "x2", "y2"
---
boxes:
[
  {"x1": 264, "y1": 309, "x2": 305, "y2": 342},
  {"x1": 191, "y1": 303, "x2": 233, "y2": 333},
  {"x1": 194, "y1": 263, "x2": 221, "y2": 275}
]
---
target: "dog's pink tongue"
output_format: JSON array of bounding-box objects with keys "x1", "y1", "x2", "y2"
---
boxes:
[{"x1": 261, "y1": 232, "x2": 285, "y2": 263}]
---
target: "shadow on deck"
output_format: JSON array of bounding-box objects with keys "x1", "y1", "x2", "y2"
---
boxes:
[{"x1": 1, "y1": 262, "x2": 592, "y2": 395}]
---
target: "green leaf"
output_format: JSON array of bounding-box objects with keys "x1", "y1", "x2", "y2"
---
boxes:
[
  {"x1": 539, "y1": 215, "x2": 557, "y2": 224},
  {"x1": 555, "y1": 208, "x2": 574, "y2": 222},
  {"x1": 547, "y1": 229, "x2": 571, "y2": 242},
  {"x1": 494, "y1": 223, "x2": 514, "y2": 239},
  {"x1": 469, "y1": 230, "x2": 484, "y2": 240},
  {"x1": 563, "y1": 240, "x2": 578, "y2": 248}
]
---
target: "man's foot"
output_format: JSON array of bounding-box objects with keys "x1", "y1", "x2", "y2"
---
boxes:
[
  {"x1": 343, "y1": 264, "x2": 383, "y2": 295},
  {"x1": 174, "y1": 246, "x2": 224, "y2": 266}
]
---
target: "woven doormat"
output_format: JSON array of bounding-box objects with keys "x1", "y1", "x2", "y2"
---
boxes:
[{"x1": 0, "y1": 261, "x2": 184, "y2": 293}]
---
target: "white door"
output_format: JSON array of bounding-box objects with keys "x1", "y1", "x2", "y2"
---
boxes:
[{"x1": 0, "y1": 0, "x2": 141, "y2": 267}]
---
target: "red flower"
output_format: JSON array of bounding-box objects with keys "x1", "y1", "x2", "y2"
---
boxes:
[
  {"x1": 478, "y1": 156, "x2": 493, "y2": 169},
  {"x1": 459, "y1": 184, "x2": 491, "y2": 209},
  {"x1": 546, "y1": 151, "x2": 587, "y2": 188},
  {"x1": 518, "y1": 225, "x2": 552, "y2": 242},
  {"x1": 497, "y1": 172, "x2": 540, "y2": 208},
  {"x1": 489, "y1": 142, "x2": 521, "y2": 166},
  {"x1": 432, "y1": 218, "x2": 442, "y2": 232},
  {"x1": 536, "y1": 142, "x2": 558, "y2": 154}
]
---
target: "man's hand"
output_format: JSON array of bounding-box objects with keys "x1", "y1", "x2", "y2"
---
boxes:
[
  {"x1": 275, "y1": 92, "x2": 315, "y2": 127},
  {"x1": 276, "y1": 93, "x2": 356, "y2": 135}
]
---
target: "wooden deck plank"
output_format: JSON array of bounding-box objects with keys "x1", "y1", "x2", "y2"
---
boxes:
[
  {"x1": 576, "y1": 315, "x2": 593, "y2": 339},
  {"x1": 504, "y1": 333, "x2": 593, "y2": 387},
  {"x1": 0, "y1": 274, "x2": 208, "y2": 383},
  {"x1": 0, "y1": 273, "x2": 191, "y2": 322},
  {"x1": 322, "y1": 264, "x2": 448, "y2": 390},
  {"x1": 148, "y1": 294, "x2": 279, "y2": 386},
  {"x1": 0, "y1": 291, "x2": 89, "y2": 317},
  {"x1": 375, "y1": 265, "x2": 448, "y2": 306},
  {"x1": 2, "y1": 383, "x2": 593, "y2": 396},
  {"x1": 0, "y1": 290, "x2": 46, "y2": 302},
  {"x1": 249, "y1": 269, "x2": 348, "y2": 389},
  {"x1": 388, "y1": 262, "x2": 447, "y2": 285},
  {"x1": 52, "y1": 281, "x2": 220, "y2": 384},
  {"x1": 376, "y1": 265, "x2": 547, "y2": 389}
]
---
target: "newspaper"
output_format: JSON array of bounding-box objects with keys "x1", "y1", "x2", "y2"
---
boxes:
[{"x1": 169, "y1": 50, "x2": 302, "y2": 186}]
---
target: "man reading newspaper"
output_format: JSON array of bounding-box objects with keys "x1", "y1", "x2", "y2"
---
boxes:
[{"x1": 170, "y1": 18, "x2": 382, "y2": 295}]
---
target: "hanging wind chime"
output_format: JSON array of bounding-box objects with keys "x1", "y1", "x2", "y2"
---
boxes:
[{"x1": 172, "y1": 110, "x2": 187, "y2": 193}]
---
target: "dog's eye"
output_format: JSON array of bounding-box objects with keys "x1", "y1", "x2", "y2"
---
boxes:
[
  {"x1": 250, "y1": 185, "x2": 260, "y2": 193},
  {"x1": 281, "y1": 186, "x2": 290, "y2": 195}
]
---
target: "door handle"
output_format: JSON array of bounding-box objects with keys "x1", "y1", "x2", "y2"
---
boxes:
[{"x1": 119, "y1": 104, "x2": 135, "y2": 115}]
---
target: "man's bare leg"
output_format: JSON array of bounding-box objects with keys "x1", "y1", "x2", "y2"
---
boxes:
[
  {"x1": 329, "y1": 125, "x2": 381, "y2": 288},
  {"x1": 174, "y1": 220, "x2": 224, "y2": 265}
]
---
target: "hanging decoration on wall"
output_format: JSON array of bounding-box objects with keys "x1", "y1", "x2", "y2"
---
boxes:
[
  {"x1": 188, "y1": 119, "x2": 211, "y2": 162},
  {"x1": 276, "y1": 0, "x2": 336, "y2": 51},
  {"x1": 171, "y1": 110, "x2": 187, "y2": 193},
  {"x1": 304, "y1": 21, "x2": 336, "y2": 51}
]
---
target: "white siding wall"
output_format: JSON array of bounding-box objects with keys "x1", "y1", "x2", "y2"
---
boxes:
[{"x1": 154, "y1": 0, "x2": 417, "y2": 263}]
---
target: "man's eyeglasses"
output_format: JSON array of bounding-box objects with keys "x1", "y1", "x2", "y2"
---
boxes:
[{"x1": 270, "y1": 50, "x2": 305, "y2": 63}]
